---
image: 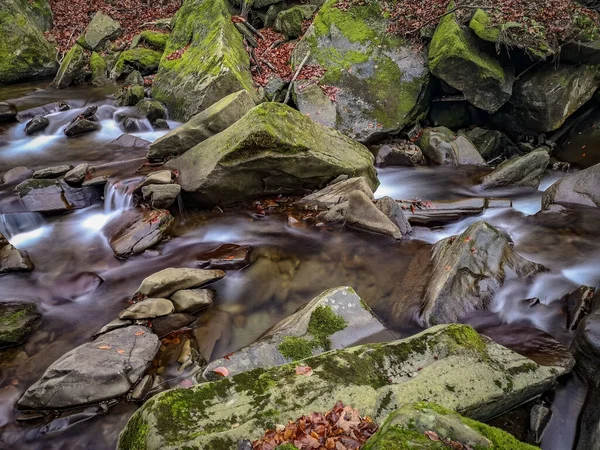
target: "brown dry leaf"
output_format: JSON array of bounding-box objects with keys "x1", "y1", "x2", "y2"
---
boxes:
[
  {"x1": 295, "y1": 365, "x2": 313, "y2": 376},
  {"x1": 213, "y1": 367, "x2": 230, "y2": 377},
  {"x1": 116, "y1": 349, "x2": 126, "y2": 354},
  {"x1": 424, "y1": 430, "x2": 441, "y2": 441},
  {"x1": 97, "y1": 345, "x2": 111, "y2": 350},
  {"x1": 335, "y1": 406, "x2": 361, "y2": 433},
  {"x1": 134, "y1": 330, "x2": 145, "y2": 336}
]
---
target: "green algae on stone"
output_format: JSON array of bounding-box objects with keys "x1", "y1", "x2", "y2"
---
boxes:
[
  {"x1": 152, "y1": 0, "x2": 255, "y2": 121},
  {"x1": 53, "y1": 43, "x2": 90, "y2": 88},
  {"x1": 307, "y1": 305, "x2": 347, "y2": 350},
  {"x1": 274, "y1": 5, "x2": 316, "y2": 38},
  {"x1": 111, "y1": 48, "x2": 163, "y2": 79},
  {"x1": 429, "y1": 12, "x2": 512, "y2": 113},
  {"x1": 278, "y1": 336, "x2": 315, "y2": 361},
  {"x1": 0, "y1": 302, "x2": 41, "y2": 348},
  {"x1": 118, "y1": 324, "x2": 569, "y2": 450},
  {"x1": 140, "y1": 30, "x2": 169, "y2": 51}
]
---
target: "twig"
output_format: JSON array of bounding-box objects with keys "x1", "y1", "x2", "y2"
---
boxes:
[
  {"x1": 234, "y1": 22, "x2": 258, "y2": 48},
  {"x1": 250, "y1": 48, "x2": 262, "y2": 74},
  {"x1": 283, "y1": 51, "x2": 310, "y2": 105},
  {"x1": 260, "y1": 58, "x2": 276, "y2": 72},
  {"x1": 408, "y1": 4, "x2": 496, "y2": 35},
  {"x1": 240, "y1": 19, "x2": 265, "y2": 40}
]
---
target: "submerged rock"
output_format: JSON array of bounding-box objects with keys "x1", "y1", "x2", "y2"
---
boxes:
[
  {"x1": 418, "y1": 127, "x2": 486, "y2": 166},
  {"x1": 18, "y1": 326, "x2": 159, "y2": 410},
  {"x1": 480, "y1": 148, "x2": 550, "y2": 189},
  {"x1": 292, "y1": 0, "x2": 430, "y2": 142},
  {"x1": 152, "y1": 0, "x2": 255, "y2": 121},
  {"x1": 118, "y1": 324, "x2": 570, "y2": 449},
  {"x1": 0, "y1": 232, "x2": 34, "y2": 274},
  {"x1": 106, "y1": 209, "x2": 174, "y2": 259},
  {"x1": 147, "y1": 90, "x2": 256, "y2": 161},
  {"x1": 542, "y1": 163, "x2": 600, "y2": 209},
  {"x1": 167, "y1": 103, "x2": 378, "y2": 206},
  {"x1": 204, "y1": 286, "x2": 387, "y2": 379},
  {"x1": 0, "y1": 302, "x2": 40, "y2": 348},
  {"x1": 364, "y1": 402, "x2": 537, "y2": 450},
  {"x1": 135, "y1": 268, "x2": 225, "y2": 298}
]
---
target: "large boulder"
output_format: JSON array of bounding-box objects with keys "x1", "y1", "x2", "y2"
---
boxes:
[
  {"x1": 492, "y1": 64, "x2": 600, "y2": 133},
  {"x1": 151, "y1": 0, "x2": 255, "y2": 121},
  {"x1": 480, "y1": 147, "x2": 550, "y2": 189},
  {"x1": 111, "y1": 48, "x2": 162, "y2": 79},
  {"x1": 364, "y1": 402, "x2": 538, "y2": 450},
  {"x1": 0, "y1": 302, "x2": 40, "y2": 348},
  {"x1": 167, "y1": 102, "x2": 379, "y2": 206},
  {"x1": 52, "y1": 43, "x2": 90, "y2": 88},
  {"x1": 542, "y1": 163, "x2": 600, "y2": 209},
  {"x1": 0, "y1": 0, "x2": 57, "y2": 84},
  {"x1": 0, "y1": 232, "x2": 34, "y2": 274},
  {"x1": 148, "y1": 90, "x2": 256, "y2": 161},
  {"x1": 118, "y1": 324, "x2": 571, "y2": 450},
  {"x1": 391, "y1": 221, "x2": 546, "y2": 326},
  {"x1": 78, "y1": 11, "x2": 122, "y2": 51},
  {"x1": 429, "y1": 13, "x2": 513, "y2": 113},
  {"x1": 418, "y1": 127, "x2": 486, "y2": 166},
  {"x1": 203, "y1": 286, "x2": 387, "y2": 379},
  {"x1": 18, "y1": 326, "x2": 159, "y2": 410},
  {"x1": 292, "y1": 0, "x2": 430, "y2": 142},
  {"x1": 274, "y1": 5, "x2": 316, "y2": 39}
]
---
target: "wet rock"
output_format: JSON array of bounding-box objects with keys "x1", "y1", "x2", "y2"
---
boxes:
[
  {"x1": 0, "y1": 302, "x2": 40, "y2": 348},
  {"x1": 153, "y1": 118, "x2": 169, "y2": 130},
  {"x1": 24, "y1": 116, "x2": 49, "y2": 135},
  {"x1": 530, "y1": 403, "x2": 552, "y2": 444},
  {"x1": 148, "y1": 90, "x2": 256, "y2": 161},
  {"x1": 397, "y1": 198, "x2": 508, "y2": 225},
  {"x1": 481, "y1": 148, "x2": 550, "y2": 189},
  {"x1": 204, "y1": 286, "x2": 387, "y2": 379},
  {"x1": 135, "y1": 268, "x2": 225, "y2": 298},
  {"x1": 418, "y1": 127, "x2": 486, "y2": 166},
  {"x1": 124, "y1": 70, "x2": 144, "y2": 86},
  {"x1": 52, "y1": 43, "x2": 90, "y2": 89},
  {"x1": 345, "y1": 191, "x2": 403, "y2": 240},
  {"x1": 106, "y1": 209, "x2": 174, "y2": 259},
  {"x1": 375, "y1": 142, "x2": 424, "y2": 167},
  {"x1": 141, "y1": 184, "x2": 181, "y2": 209},
  {"x1": 392, "y1": 221, "x2": 546, "y2": 326},
  {"x1": 18, "y1": 325, "x2": 159, "y2": 410},
  {"x1": 111, "y1": 48, "x2": 162, "y2": 79},
  {"x1": 292, "y1": 0, "x2": 430, "y2": 142},
  {"x1": 0, "y1": 233, "x2": 34, "y2": 274},
  {"x1": 137, "y1": 171, "x2": 173, "y2": 189},
  {"x1": 15, "y1": 179, "x2": 101, "y2": 213},
  {"x1": 492, "y1": 64, "x2": 600, "y2": 133},
  {"x1": 90, "y1": 52, "x2": 110, "y2": 87},
  {"x1": 196, "y1": 244, "x2": 250, "y2": 270},
  {"x1": 565, "y1": 286, "x2": 596, "y2": 330},
  {"x1": 93, "y1": 318, "x2": 133, "y2": 338},
  {"x1": 64, "y1": 164, "x2": 89, "y2": 185},
  {"x1": 542, "y1": 163, "x2": 600, "y2": 209},
  {"x1": 120, "y1": 298, "x2": 174, "y2": 320},
  {"x1": 107, "y1": 133, "x2": 151, "y2": 150},
  {"x1": 170, "y1": 289, "x2": 214, "y2": 314},
  {"x1": 64, "y1": 117, "x2": 101, "y2": 137},
  {"x1": 151, "y1": 0, "x2": 255, "y2": 121},
  {"x1": 32, "y1": 165, "x2": 73, "y2": 179},
  {"x1": 375, "y1": 196, "x2": 411, "y2": 236},
  {"x1": 1, "y1": 166, "x2": 33, "y2": 185},
  {"x1": 0, "y1": 102, "x2": 18, "y2": 123},
  {"x1": 462, "y1": 127, "x2": 517, "y2": 161},
  {"x1": 119, "y1": 324, "x2": 570, "y2": 449},
  {"x1": 151, "y1": 313, "x2": 196, "y2": 338},
  {"x1": 299, "y1": 177, "x2": 374, "y2": 209},
  {"x1": 131, "y1": 375, "x2": 153, "y2": 401},
  {"x1": 82, "y1": 175, "x2": 108, "y2": 187},
  {"x1": 274, "y1": 5, "x2": 316, "y2": 38},
  {"x1": 135, "y1": 99, "x2": 167, "y2": 126},
  {"x1": 429, "y1": 99, "x2": 474, "y2": 130},
  {"x1": 429, "y1": 12, "x2": 513, "y2": 113},
  {"x1": 167, "y1": 103, "x2": 378, "y2": 206},
  {"x1": 79, "y1": 11, "x2": 122, "y2": 51},
  {"x1": 116, "y1": 85, "x2": 145, "y2": 107}
]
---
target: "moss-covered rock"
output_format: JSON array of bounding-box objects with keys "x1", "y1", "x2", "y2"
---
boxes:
[
  {"x1": 292, "y1": 0, "x2": 430, "y2": 142},
  {"x1": 418, "y1": 127, "x2": 486, "y2": 166},
  {"x1": 136, "y1": 99, "x2": 167, "y2": 125},
  {"x1": 140, "y1": 30, "x2": 169, "y2": 51},
  {"x1": 117, "y1": 85, "x2": 146, "y2": 107},
  {"x1": 0, "y1": 0, "x2": 57, "y2": 84},
  {"x1": 152, "y1": 0, "x2": 255, "y2": 121},
  {"x1": 52, "y1": 43, "x2": 90, "y2": 88},
  {"x1": 117, "y1": 324, "x2": 571, "y2": 450},
  {"x1": 492, "y1": 63, "x2": 600, "y2": 133},
  {"x1": 203, "y1": 286, "x2": 386, "y2": 379},
  {"x1": 78, "y1": 11, "x2": 122, "y2": 51},
  {"x1": 275, "y1": 5, "x2": 316, "y2": 38},
  {"x1": 90, "y1": 52, "x2": 111, "y2": 87},
  {"x1": 0, "y1": 301, "x2": 40, "y2": 348},
  {"x1": 111, "y1": 48, "x2": 163, "y2": 79},
  {"x1": 363, "y1": 402, "x2": 538, "y2": 450},
  {"x1": 429, "y1": 12, "x2": 513, "y2": 113},
  {"x1": 167, "y1": 102, "x2": 378, "y2": 206}
]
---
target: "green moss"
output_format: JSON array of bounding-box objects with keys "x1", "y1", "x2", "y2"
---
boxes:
[
  {"x1": 140, "y1": 30, "x2": 169, "y2": 51},
  {"x1": 574, "y1": 13, "x2": 600, "y2": 42},
  {"x1": 118, "y1": 411, "x2": 149, "y2": 450},
  {"x1": 469, "y1": 9, "x2": 500, "y2": 42},
  {"x1": 462, "y1": 416, "x2": 538, "y2": 449},
  {"x1": 112, "y1": 48, "x2": 162, "y2": 78},
  {"x1": 90, "y1": 51, "x2": 107, "y2": 80},
  {"x1": 507, "y1": 362, "x2": 538, "y2": 375},
  {"x1": 307, "y1": 305, "x2": 347, "y2": 350},
  {"x1": 278, "y1": 336, "x2": 315, "y2": 360},
  {"x1": 276, "y1": 445, "x2": 300, "y2": 450},
  {"x1": 312, "y1": 0, "x2": 380, "y2": 44}
]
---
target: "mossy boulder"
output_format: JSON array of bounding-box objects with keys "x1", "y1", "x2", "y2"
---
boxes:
[
  {"x1": 418, "y1": 127, "x2": 486, "y2": 166},
  {"x1": 111, "y1": 48, "x2": 163, "y2": 79},
  {"x1": 140, "y1": 30, "x2": 169, "y2": 51},
  {"x1": 0, "y1": 0, "x2": 57, "y2": 84},
  {"x1": 148, "y1": 89, "x2": 256, "y2": 161},
  {"x1": 78, "y1": 11, "x2": 122, "y2": 51},
  {"x1": 136, "y1": 99, "x2": 167, "y2": 125},
  {"x1": 429, "y1": 13, "x2": 513, "y2": 113},
  {"x1": 292, "y1": 0, "x2": 430, "y2": 142},
  {"x1": 52, "y1": 43, "x2": 90, "y2": 88},
  {"x1": 492, "y1": 64, "x2": 600, "y2": 133},
  {"x1": 0, "y1": 301, "x2": 40, "y2": 348},
  {"x1": 203, "y1": 286, "x2": 387, "y2": 379},
  {"x1": 166, "y1": 102, "x2": 379, "y2": 206},
  {"x1": 90, "y1": 52, "x2": 110, "y2": 87},
  {"x1": 275, "y1": 5, "x2": 316, "y2": 38},
  {"x1": 117, "y1": 324, "x2": 571, "y2": 450},
  {"x1": 117, "y1": 85, "x2": 146, "y2": 107},
  {"x1": 152, "y1": 0, "x2": 255, "y2": 121},
  {"x1": 363, "y1": 402, "x2": 538, "y2": 450}
]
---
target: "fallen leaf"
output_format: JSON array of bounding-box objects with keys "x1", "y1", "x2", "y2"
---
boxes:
[
  {"x1": 424, "y1": 430, "x2": 440, "y2": 441},
  {"x1": 116, "y1": 349, "x2": 126, "y2": 354},
  {"x1": 98, "y1": 345, "x2": 111, "y2": 349},
  {"x1": 213, "y1": 367, "x2": 230, "y2": 377},
  {"x1": 295, "y1": 365, "x2": 313, "y2": 376}
]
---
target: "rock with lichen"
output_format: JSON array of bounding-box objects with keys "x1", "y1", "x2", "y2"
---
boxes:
[
  {"x1": 0, "y1": 302, "x2": 40, "y2": 348},
  {"x1": 203, "y1": 286, "x2": 388, "y2": 379},
  {"x1": 118, "y1": 324, "x2": 572, "y2": 450}
]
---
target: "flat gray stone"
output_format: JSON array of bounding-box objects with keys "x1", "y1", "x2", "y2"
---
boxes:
[
  {"x1": 141, "y1": 184, "x2": 181, "y2": 209},
  {"x1": 32, "y1": 165, "x2": 73, "y2": 179},
  {"x1": 170, "y1": 289, "x2": 214, "y2": 313},
  {"x1": 299, "y1": 177, "x2": 374, "y2": 209},
  {"x1": 135, "y1": 268, "x2": 225, "y2": 298},
  {"x1": 119, "y1": 298, "x2": 174, "y2": 320}
]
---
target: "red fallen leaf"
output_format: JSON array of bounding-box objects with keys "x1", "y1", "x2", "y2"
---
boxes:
[
  {"x1": 424, "y1": 430, "x2": 441, "y2": 441},
  {"x1": 295, "y1": 365, "x2": 313, "y2": 376},
  {"x1": 213, "y1": 367, "x2": 229, "y2": 377},
  {"x1": 97, "y1": 345, "x2": 111, "y2": 350},
  {"x1": 179, "y1": 379, "x2": 194, "y2": 388},
  {"x1": 223, "y1": 352, "x2": 234, "y2": 360}
]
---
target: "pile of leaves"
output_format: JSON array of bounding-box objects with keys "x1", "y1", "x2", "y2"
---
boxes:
[
  {"x1": 337, "y1": 0, "x2": 599, "y2": 52},
  {"x1": 252, "y1": 401, "x2": 378, "y2": 450},
  {"x1": 46, "y1": 0, "x2": 182, "y2": 53}
]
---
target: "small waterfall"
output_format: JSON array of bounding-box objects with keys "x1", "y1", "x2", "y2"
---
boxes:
[
  {"x1": 103, "y1": 179, "x2": 136, "y2": 214},
  {"x1": 0, "y1": 212, "x2": 44, "y2": 238}
]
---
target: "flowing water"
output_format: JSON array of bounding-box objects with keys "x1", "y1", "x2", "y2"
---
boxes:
[{"x1": 0, "y1": 80, "x2": 599, "y2": 449}]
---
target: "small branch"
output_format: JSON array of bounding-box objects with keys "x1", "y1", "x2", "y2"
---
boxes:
[
  {"x1": 250, "y1": 48, "x2": 262, "y2": 74},
  {"x1": 234, "y1": 22, "x2": 258, "y2": 48},
  {"x1": 408, "y1": 4, "x2": 496, "y2": 35},
  {"x1": 283, "y1": 51, "x2": 310, "y2": 105},
  {"x1": 260, "y1": 58, "x2": 276, "y2": 72}
]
